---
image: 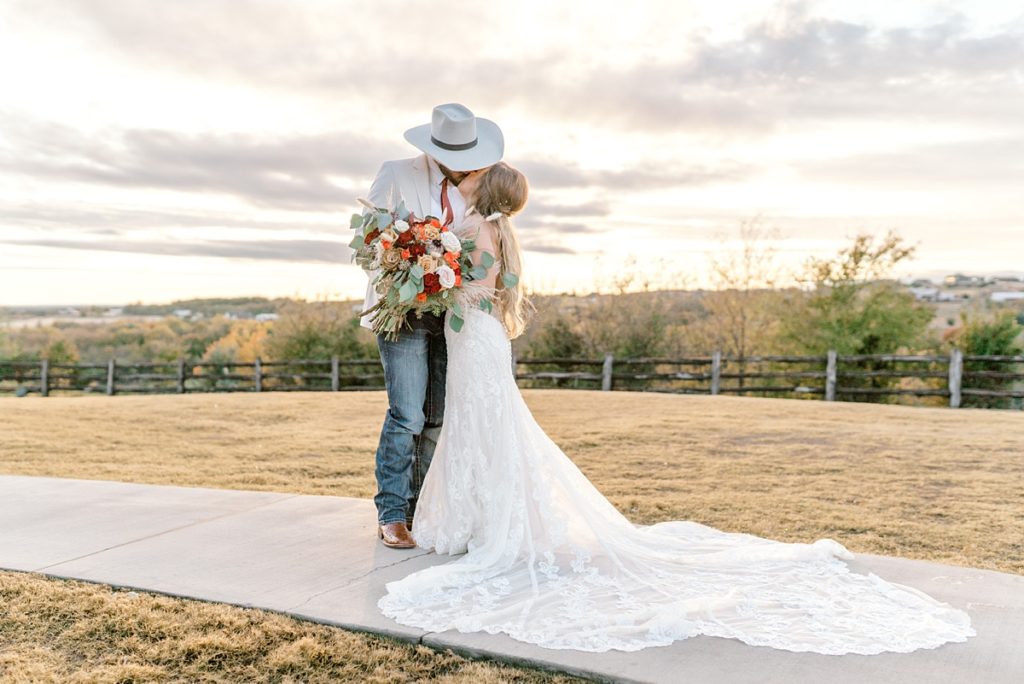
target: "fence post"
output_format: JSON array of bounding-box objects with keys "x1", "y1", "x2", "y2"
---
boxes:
[
  {"x1": 176, "y1": 358, "x2": 186, "y2": 393},
  {"x1": 710, "y1": 351, "x2": 721, "y2": 395},
  {"x1": 601, "y1": 353, "x2": 614, "y2": 391},
  {"x1": 40, "y1": 359, "x2": 49, "y2": 397},
  {"x1": 254, "y1": 357, "x2": 262, "y2": 393},
  {"x1": 331, "y1": 355, "x2": 339, "y2": 391},
  {"x1": 825, "y1": 350, "x2": 837, "y2": 402},
  {"x1": 948, "y1": 348, "x2": 963, "y2": 408},
  {"x1": 106, "y1": 358, "x2": 115, "y2": 395}
]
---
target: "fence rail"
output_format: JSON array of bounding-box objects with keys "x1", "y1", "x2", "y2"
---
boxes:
[{"x1": 2, "y1": 351, "x2": 1022, "y2": 409}]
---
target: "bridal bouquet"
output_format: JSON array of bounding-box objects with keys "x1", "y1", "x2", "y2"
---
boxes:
[{"x1": 349, "y1": 199, "x2": 496, "y2": 340}]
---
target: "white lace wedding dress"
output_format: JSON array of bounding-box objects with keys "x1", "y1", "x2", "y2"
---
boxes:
[{"x1": 377, "y1": 304, "x2": 975, "y2": 654}]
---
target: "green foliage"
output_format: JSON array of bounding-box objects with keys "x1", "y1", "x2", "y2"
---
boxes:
[
  {"x1": 957, "y1": 311, "x2": 1023, "y2": 357},
  {"x1": 42, "y1": 336, "x2": 80, "y2": 364},
  {"x1": 264, "y1": 300, "x2": 377, "y2": 363},
  {"x1": 525, "y1": 315, "x2": 585, "y2": 360},
  {"x1": 780, "y1": 232, "x2": 931, "y2": 356},
  {"x1": 777, "y1": 232, "x2": 933, "y2": 403},
  {"x1": 953, "y1": 311, "x2": 1023, "y2": 409}
]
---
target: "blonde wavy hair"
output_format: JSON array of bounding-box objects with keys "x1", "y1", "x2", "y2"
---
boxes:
[{"x1": 469, "y1": 162, "x2": 534, "y2": 338}]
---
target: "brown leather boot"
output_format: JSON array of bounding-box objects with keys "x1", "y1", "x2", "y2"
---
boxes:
[{"x1": 378, "y1": 521, "x2": 416, "y2": 549}]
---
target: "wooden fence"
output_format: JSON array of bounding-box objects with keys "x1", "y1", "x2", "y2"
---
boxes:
[{"x1": 1, "y1": 351, "x2": 1022, "y2": 408}]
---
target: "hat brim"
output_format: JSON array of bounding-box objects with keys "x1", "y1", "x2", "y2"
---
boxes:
[{"x1": 403, "y1": 117, "x2": 504, "y2": 172}]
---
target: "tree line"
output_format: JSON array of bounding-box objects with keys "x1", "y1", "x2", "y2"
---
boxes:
[{"x1": 2, "y1": 230, "x2": 1021, "y2": 407}]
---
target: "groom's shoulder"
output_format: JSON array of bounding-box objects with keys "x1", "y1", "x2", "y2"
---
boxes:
[{"x1": 381, "y1": 155, "x2": 425, "y2": 174}]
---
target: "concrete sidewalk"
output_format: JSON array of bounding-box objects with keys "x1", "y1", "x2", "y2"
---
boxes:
[{"x1": 1, "y1": 474, "x2": 1019, "y2": 683}]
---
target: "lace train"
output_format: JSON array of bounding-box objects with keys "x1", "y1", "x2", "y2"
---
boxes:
[{"x1": 377, "y1": 307, "x2": 975, "y2": 654}]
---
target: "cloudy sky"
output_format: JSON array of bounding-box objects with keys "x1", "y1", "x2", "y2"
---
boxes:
[{"x1": 1, "y1": 0, "x2": 1022, "y2": 306}]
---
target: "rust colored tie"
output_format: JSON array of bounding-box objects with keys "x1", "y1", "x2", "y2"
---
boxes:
[{"x1": 440, "y1": 176, "x2": 454, "y2": 227}]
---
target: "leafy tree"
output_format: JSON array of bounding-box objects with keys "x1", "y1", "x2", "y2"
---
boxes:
[
  {"x1": 264, "y1": 300, "x2": 377, "y2": 362},
  {"x1": 778, "y1": 231, "x2": 933, "y2": 402},
  {"x1": 525, "y1": 315, "x2": 585, "y2": 360},
  {"x1": 42, "y1": 336, "x2": 80, "y2": 364},
  {"x1": 202, "y1": 320, "x2": 269, "y2": 364},
  {"x1": 950, "y1": 311, "x2": 1023, "y2": 409},
  {"x1": 780, "y1": 232, "x2": 931, "y2": 355}
]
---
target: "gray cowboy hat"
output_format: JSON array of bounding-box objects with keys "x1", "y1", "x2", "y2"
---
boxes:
[{"x1": 404, "y1": 103, "x2": 504, "y2": 172}]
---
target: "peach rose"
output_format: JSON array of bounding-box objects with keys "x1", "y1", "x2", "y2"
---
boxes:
[
  {"x1": 417, "y1": 254, "x2": 439, "y2": 274},
  {"x1": 381, "y1": 249, "x2": 403, "y2": 270}
]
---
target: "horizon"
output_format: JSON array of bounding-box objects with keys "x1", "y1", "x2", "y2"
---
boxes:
[
  {"x1": 2, "y1": 1, "x2": 1022, "y2": 306},
  {"x1": 4, "y1": 267, "x2": 1024, "y2": 312}
]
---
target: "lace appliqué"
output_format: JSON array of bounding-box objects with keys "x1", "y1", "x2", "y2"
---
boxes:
[{"x1": 377, "y1": 306, "x2": 976, "y2": 654}]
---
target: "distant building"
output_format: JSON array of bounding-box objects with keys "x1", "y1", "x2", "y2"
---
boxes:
[
  {"x1": 991, "y1": 292, "x2": 1024, "y2": 303},
  {"x1": 943, "y1": 273, "x2": 987, "y2": 287},
  {"x1": 172, "y1": 308, "x2": 192, "y2": 318},
  {"x1": 58, "y1": 307, "x2": 81, "y2": 316},
  {"x1": 909, "y1": 287, "x2": 939, "y2": 301},
  {"x1": 255, "y1": 312, "x2": 279, "y2": 322}
]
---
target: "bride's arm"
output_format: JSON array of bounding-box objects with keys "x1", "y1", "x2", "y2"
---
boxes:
[{"x1": 467, "y1": 219, "x2": 500, "y2": 289}]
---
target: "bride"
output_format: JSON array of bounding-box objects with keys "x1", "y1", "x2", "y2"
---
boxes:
[{"x1": 377, "y1": 162, "x2": 975, "y2": 655}]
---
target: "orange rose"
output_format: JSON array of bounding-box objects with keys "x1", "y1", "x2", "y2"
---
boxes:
[
  {"x1": 454, "y1": 274, "x2": 462, "y2": 286},
  {"x1": 381, "y1": 240, "x2": 392, "y2": 250},
  {"x1": 415, "y1": 292, "x2": 427, "y2": 303},
  {"x1": 401, "y1": 248, "x2": 410, "y2": 259}
]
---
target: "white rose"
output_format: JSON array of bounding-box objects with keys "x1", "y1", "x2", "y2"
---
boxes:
[
  {"x1": 436, "y1": 264, "x2": 456, "y2": 289},
  {"x1": 440, "y1": 231, "x2": 461, "y2": 253},
  {"x1": 394, "y1": 219, "x2": 409, "y2": 231},
  {"x1": 379, "y1": 228, "x2": 398, "y2": 244}
]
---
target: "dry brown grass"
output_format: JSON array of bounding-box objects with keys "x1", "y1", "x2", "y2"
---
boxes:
[
  {"x1": 2, "y1": 390, "x2": 1022, "y2": 680},
  {"x1": 0, "y1": 570, "x2": 580, "y2": 683}
]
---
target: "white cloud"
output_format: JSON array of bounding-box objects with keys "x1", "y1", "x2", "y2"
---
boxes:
[{"x1": 0, "y1": 0, "x2": 1021, "y2": 303}]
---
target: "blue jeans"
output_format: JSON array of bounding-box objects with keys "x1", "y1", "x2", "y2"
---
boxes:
[{"x1": 374, "y1": 311, "x2": 447, "y2": 525}]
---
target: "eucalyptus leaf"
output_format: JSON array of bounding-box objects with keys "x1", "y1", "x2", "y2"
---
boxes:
[
  {"x1": 348, "y1": 233, "x2": 364, "y2": 250},
  {"x1": 479, "y1": 250, "x2": 495, "y2": 269},
  {"x1": 449, "y1": 315, "x2": 464, "y2": 333},
  {"x1": 376, "y1": 211, "x2": 392, "y2": 229},
  {"x1": 350, "y1": 213, "x2": 363, "y2": 230},
  {"x1": 469, "y1": 265, "x2": 487, "y2": 280},
  {"x1": 396, "y1": 199, "x2": 410, "y2": 220},
  {"x1": 409, "y1": 264, "x2": 424, "y2": 279},
  {"x1": 398, "y1": 280, "x2": 418, "y2": 303},
  {"x1": 479, "y1": 298, "x2": 493, "y2": 313},
  {"x1": 451, "y1": 300, "x2": 463, "y2": 317},
  {"x1": 502, "y1": 272, "x2": 519, "y2": 288}
]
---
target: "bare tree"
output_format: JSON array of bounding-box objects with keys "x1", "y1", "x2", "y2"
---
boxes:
[{"x1": 689, "y1": 218, "x2": 786, "y2": 370}]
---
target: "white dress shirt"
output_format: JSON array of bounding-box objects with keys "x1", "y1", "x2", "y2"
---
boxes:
[
  {"x1": 358, "y1": 155, "x2": 468, "y2": 330},
  {"x1": 426, "y1": 155, "x2": 466, "y2": 227}
]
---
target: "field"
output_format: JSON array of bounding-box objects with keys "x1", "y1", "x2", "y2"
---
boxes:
[{"x1": 2, "y1": 390, "x2": 1022, "y2": 681}]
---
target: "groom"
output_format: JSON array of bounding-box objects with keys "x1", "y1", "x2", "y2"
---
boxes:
[{"x1": 361, "y1": 103, "x2": 504, "y2": 548}]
